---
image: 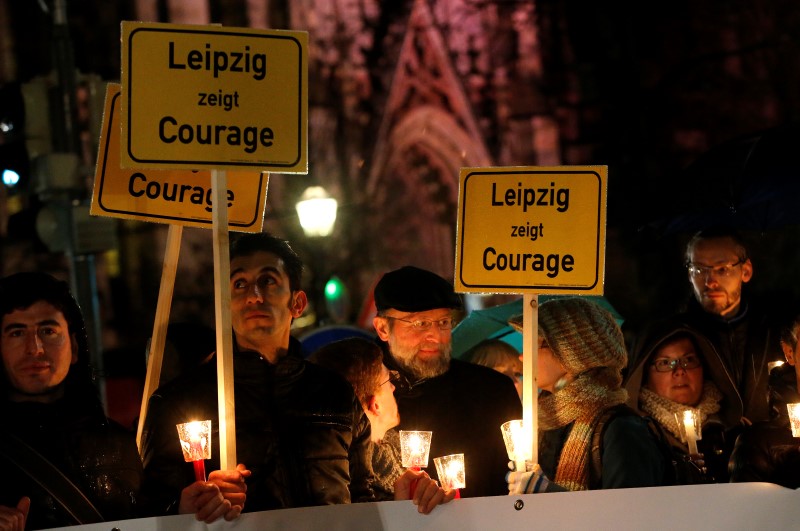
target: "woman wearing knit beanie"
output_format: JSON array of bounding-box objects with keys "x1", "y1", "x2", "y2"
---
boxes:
[{"x1": 507, "y1": 298, "x2": 667, "y2": 493}]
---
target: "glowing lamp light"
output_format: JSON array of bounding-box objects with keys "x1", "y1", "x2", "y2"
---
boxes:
[
  {"x1": 296, "y1": 186, "x2": 338, "y2": 237},
  {"x1": 176, "y1": 420, "x2": 212, "y2": 482}
]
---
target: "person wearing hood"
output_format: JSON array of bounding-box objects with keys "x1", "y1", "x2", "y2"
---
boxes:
[
  {"x1": 507, "y1": 298, "x2": 665, "y2": 494},
  {"x1": 0, "y1": 273, "x2": 237, "y2": 531},
  {"x1": 0, "y1": 272, "x2": 146, "y2": 530},
  {"x1": 624, "y1": 320, "x2": 742, "y2": 483},
  {"x1": 728, "y1": 308, "x2": 800, "y2": 487}
]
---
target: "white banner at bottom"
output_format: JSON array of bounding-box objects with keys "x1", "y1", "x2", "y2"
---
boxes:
[{"x1": 46, "y1": 482, "x2": 798, "y2": 531}]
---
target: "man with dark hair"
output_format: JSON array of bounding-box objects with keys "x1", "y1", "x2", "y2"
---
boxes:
[
  {"x1": 141, "y1": 232, "x2": 375, "y2": 516},
  {"x1": 311, "y1": 337, "x2": 456, "y2": 513},
  {"x1": 372, "y1": 266, "x2": 522, "y2": 497},
  {"x1": 0, "y1": 272, "x2": 233, "y2": 530},
  {"x1": 677, "y1": 226, "x2": 783, "y2": 423}
]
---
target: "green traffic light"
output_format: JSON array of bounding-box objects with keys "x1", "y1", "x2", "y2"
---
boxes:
[{"x1": 325, "y1": 277, "x2": 343, "y2": 299}]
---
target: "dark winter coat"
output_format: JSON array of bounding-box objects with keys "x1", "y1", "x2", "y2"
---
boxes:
[
  {"x1": 0, "y1": 393, "x2": 144, "y2": 530},
  {"x1": 538, "y1": 404, "x2": 666, "y2": 490},
  {"x1": 729, "y1": 363, "x2": 800, "y2": 487},
  {"x1": 675, "y1": 298, "x2": 783, "y2": 423},
  {"x1": 141, "y1": 336, "x2": 375, "y2": 514},
  {"x1": 0, "y1": 272, "x2": 143, "y2": 530}
]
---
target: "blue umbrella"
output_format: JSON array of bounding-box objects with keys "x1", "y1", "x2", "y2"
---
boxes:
[{"x1": 452, "y1": 296, "x2": 624, "y2": 359}]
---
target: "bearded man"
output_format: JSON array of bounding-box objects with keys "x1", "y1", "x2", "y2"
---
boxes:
[
  {"x1": 676, "y1": 227, "x2": 783, "y2": 423},
  {"x1": 372, "y1": 266, "x2": 521, "y2": 497}
]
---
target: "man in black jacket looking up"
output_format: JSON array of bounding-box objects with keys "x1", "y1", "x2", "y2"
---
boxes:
[
  {"x1": 142, "y1": 233, "x2": 374, "y2": 516},
  {"x1": 372, "y1": 266, "x2": 522, "y2": 498}
]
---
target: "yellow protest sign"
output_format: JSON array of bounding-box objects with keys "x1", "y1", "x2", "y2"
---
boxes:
[
  {"x1": 455, "y1": 166, "x2": 607, "y2": 294},
  {"x1": 92, "y1": 83, "x2": 268, "y2": 231},
  {"x1": 120, "y1": 21, "x2": 307, "y2": 172}
]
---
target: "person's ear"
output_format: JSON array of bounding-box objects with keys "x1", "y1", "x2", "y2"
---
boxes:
[
  {"x1": 289, "y1": 290, "x2": 308, "y2": 318},
  {"x1": 367, "y1": 395, "x2": 380, "y2": 416},
  {"x1": 741, "y1": 259, "x2": 753, "y2": 283},
  {"x1": 782, "y1": 341, "x2": 796, "y2": 365},
  {"x1": 373, "y1": 316, "x2": 390, "y2": 341},
  {"x1": 70, "y1": 334, "x2": 79, "y2": 365}
]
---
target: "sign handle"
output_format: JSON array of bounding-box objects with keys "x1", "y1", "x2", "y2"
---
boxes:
[
  {"x1": 212, "y1": 169, "x2": 237, "y2": 470},
  {"x1": 136, "y1": 224, "x2": 183, "y2": 452},
  {"x1": 522, "y1": 293, "x2": 539, "y2": 466}
]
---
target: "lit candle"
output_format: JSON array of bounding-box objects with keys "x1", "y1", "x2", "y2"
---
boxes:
[
  {"x1": 399, "y1": 430, "x2": 432, "y2": 497},
  {"x1": 682, "y1": 410, "x2": 699, "y2": 455},
  {"x1": 434, "y1": 453, "x2": 465, "y2": 498},
  {"x1": 399, "y1": 430, "x2": 432, "y2": 469},
  {"x1": 501, "y1": 419, "x2": 530, "y2": 472},
  {"x1": 787, "y1": 403, "x2": 800, "y2": 437},
  {"x1": 176, "y1": 420, "x2": 212, "y2": 482}
]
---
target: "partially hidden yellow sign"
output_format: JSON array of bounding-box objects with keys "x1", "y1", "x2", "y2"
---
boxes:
[
  {"x1": 455, "y1": 166, "x2": 607, "y2": 294},
  {"x1": 121, "y1": 21, "x2": 307, "y2": 172},
  {"x1": 91, "y1": 83, "x2": 268, "y2": 231}
]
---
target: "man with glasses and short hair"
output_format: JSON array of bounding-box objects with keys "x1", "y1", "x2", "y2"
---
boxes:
[
  {"x1": 372, "y1": 266, "x2": 522, "y2": 498},
  {"x1": 680, "y1": 227, "x2": 783, "y2": 423}
]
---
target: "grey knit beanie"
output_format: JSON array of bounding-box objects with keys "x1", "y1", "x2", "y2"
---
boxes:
[{"x1": 537, "y1": 298, "x2": 627, "y2": 375}]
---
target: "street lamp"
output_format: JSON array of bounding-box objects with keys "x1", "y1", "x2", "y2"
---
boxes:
[
  {"x1": 296, "y1": 186, "x2": 339, "y2": 324},
  {"x1": 295, "y1": 186, "x2": 338, "y2": 237}
]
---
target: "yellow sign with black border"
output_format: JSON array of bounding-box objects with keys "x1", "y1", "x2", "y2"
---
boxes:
[
  {"x1": 120, "y1": 21, "x2": 307, "y2": 172},
  {"x1": 92, "y1": 83, "x2": 268, "y2": 231},
  {"x1": 455, "y1": 166, "x2": 607, "y2": 294}
]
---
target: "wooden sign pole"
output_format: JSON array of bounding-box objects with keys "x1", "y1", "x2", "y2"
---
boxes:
[
  {"x1": 136, "y1": 224, "x2": 183, "y2": 452},
  {"x1": 522, "y1": 293, "x2": 539, "y2": 466},
  {"x1": 212, "y1": 169, "x2": 237, "y2": 470}
]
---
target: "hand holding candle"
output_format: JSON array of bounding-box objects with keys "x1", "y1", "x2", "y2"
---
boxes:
[
  {"x1": 434, "y1": 453, "x2": 465, "y2": 498},
  {"x1": 399, "y1": 430, "x2": 432, "y2": 497},
  {"x1": 176, "y1": 420, "x2": 212, "y2": 482},
  {"x1": 501, "y1": 419, "x2": 531, "y2": 472},
  {"x1": 399, "y1": 430, "x2": 433, "y2": 469}
]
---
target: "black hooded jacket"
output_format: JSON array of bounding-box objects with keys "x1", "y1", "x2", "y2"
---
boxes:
[
  {"x1": 675, "y1": 297, "x2": 783, "y2": 423},
  {"x1": 729, "y1": 363, "x2": 800, "y2": 487},
  {"x1": 625, "y1": 320, "x2": 744, "y2": 483},
  {"x1": 0, "y1": 272, "x2": 143, "y2": 530}
]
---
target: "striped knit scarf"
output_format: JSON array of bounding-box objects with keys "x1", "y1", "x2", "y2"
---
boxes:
[
  {"x1": 638, "y1": 382, "x2": 722, "y2": 441},
  {"x1": 538, "y1": 367, "x2": 628, "y2": 491}
]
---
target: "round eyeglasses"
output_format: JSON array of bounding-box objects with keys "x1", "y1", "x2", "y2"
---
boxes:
[
  {"x1": 382, "y1": 316, "x2": 456, "y2": 332},
  {"x1": 650, "y1": 354, "x2": 702, "y2": 373}
]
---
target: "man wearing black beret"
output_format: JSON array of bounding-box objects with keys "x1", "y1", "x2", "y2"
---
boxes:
[{"x1": 372, "y1": 266, "x2": 522, "y2": 497}]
